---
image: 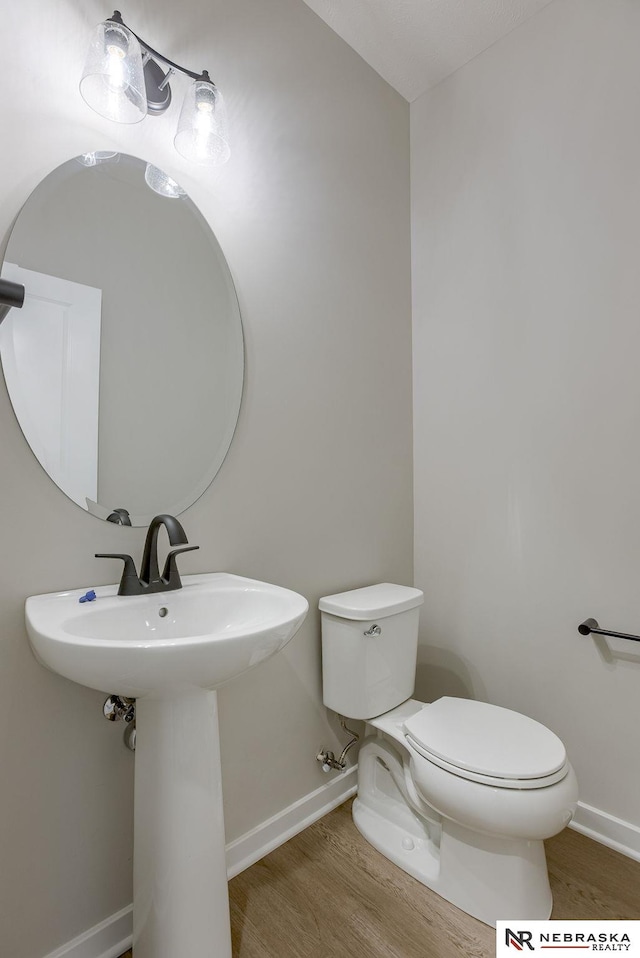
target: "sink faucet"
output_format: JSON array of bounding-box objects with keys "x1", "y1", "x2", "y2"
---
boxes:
[
  {"x1": 96, "y1": 514, "x2": 199, "y2": 596},
  {"x1": 106, "y1": 507, "x2": 132, "y2": 526}
]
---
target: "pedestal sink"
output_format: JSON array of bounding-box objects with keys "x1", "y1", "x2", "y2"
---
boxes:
[{"x1": 25, "y1": 572, "x2": 309, "y2": 958}]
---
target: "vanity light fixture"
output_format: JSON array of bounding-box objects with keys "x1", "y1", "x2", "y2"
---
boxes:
[
  {"x1": 0, "y1": 278, "x2": 25, "y2": 325},
  {"x1": 80, "y1": 11, "x2": 230, "y2": 166}
]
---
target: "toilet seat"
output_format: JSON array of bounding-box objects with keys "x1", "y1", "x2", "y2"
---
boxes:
[
  {"x1": 403, "y1": 697, "x2": 569, "y2": 790},
  {"x1": 406, "y1": 736, "x2": 570, "y2": 788}
]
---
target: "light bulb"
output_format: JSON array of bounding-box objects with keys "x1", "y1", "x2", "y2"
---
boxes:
[
  {"x1": 106, "y1": 43, "x2": 125, "y2": 59},
  {"x1": 105, "y1": 41, "x2": 126, "y2": 91}
]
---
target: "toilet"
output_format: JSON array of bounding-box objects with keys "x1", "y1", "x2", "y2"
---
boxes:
[{"x1": 319, "y1": 583, "x2": 578, "y2": 927}]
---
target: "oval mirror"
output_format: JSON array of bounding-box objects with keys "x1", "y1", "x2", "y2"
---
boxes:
[{"x1": 0, "y1": 152, "x2": 244, "y2": 526}]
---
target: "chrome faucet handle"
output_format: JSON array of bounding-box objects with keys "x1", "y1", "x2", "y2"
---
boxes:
[
  {"x1": 95, "y1": 553, "x2": 144, "y2": 596},
  {"x1": 161, "y1": 545, "x2": 199, "y2": 589}
]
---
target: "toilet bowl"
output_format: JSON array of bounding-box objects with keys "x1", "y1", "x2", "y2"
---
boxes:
[{"x1": 319, "y1": 584, "x2": 578, "y2": 927}]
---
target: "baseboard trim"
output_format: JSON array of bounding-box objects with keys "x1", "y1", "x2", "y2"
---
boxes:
[
  {"x1": 43, "y1": 905, "x2": 133, "y2": 958},
  {"x1": 570, "y1": 800, "x2": 640, "y2": 863},
  {"x1": 43, "y1": 767, "x2": 357, "y2": 958},
  {"x1": 226, "y1": 764, "x2": 357, "y2": 878}
]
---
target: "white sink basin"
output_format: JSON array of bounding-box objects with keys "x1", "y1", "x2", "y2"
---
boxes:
[{"x1": 26, "y1": 572, "x2": 309, "y2": 697}]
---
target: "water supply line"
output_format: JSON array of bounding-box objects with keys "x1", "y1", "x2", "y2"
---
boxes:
[
  {"x1": 316, "y1": 718, "x2": 360, "y2": 772},
  {"x1": 103, "y1": 694, "x2": 137, "y2": 750}
]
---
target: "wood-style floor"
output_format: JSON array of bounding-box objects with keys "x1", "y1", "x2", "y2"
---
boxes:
[{"x1": 119, "y1": 798, "x2": 640, "y2": 958}]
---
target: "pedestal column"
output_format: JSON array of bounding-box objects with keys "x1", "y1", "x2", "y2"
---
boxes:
[{"x1": 133, "y1": 688, "x2": 232, "y2": 958}]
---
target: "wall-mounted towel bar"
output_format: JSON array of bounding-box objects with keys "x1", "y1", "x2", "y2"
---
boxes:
[
  {"x1": 578, "y1": 618, "x2": 640, "y2": 643},
  {"x1": 0, "y1": 278, "x2": 25, "y2": 324}
]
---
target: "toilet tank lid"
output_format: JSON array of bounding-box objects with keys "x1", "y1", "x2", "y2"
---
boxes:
[{"x1": 318, "y1": 583, "x2": 424, "y2": 620}]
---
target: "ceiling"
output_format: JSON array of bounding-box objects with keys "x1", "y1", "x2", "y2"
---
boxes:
[{"x1": 299, "y1": 0, "x2": 556, "y2": 101}]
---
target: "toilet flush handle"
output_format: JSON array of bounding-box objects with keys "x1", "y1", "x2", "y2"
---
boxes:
[{"x1": 364, "y1": 624, "x2": 382, "y2": 636}]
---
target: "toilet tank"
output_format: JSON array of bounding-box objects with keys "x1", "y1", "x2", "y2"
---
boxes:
[{"x1": 319, "y1": 583, "x2": 424, "y2": 720}]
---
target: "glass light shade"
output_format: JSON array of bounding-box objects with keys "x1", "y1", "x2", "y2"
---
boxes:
[
  {"x1": 174, "y1": 81, "x2": 230, "y2": 166},
  {"x1": 144, "y1": 164, "x2": 186, "y2": 199},
  {"x1": 80, "y1": 20, "x2": 147, "y2": 124},
  {"x1": 75, "y1": 151, "x2": 120, "y2": 167}
]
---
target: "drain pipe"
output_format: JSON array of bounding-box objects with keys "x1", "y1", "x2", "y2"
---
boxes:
[{"x1": 316, "y1": 718, "x2": 360, "y2": 772}]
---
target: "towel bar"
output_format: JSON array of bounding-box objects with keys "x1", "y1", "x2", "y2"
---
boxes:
[{"x1": 578, "y1": 617, "x2": 640, "y2": 643}]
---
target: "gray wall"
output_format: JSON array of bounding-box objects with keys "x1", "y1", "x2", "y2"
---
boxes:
[
  {"x1": 0, "y1": 1, "x2": 412, "y2": 955},
  {"x1": 412, "y1": 0, "x2": 640, "y2": 831}
]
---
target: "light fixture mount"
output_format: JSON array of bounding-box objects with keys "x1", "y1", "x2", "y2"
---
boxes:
[{"x1": 143, "y1": 58, "x2": 172, "y2": 115}]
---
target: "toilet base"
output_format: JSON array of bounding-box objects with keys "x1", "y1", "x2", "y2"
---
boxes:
[{"x1": 354, "y1": 735, "x2": 553, "y2": 927}]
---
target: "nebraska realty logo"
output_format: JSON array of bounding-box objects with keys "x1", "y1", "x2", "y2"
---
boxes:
[{"x1": 496, "y1": 923, "x2": 640, "y2": 956}]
